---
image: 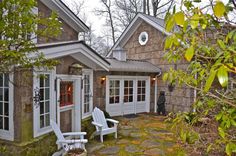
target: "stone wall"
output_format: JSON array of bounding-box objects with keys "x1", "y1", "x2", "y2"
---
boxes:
[
  {"x1": 37, "y1": 0, "x2": 78, "y2": 44},
  {"x1": 123, "y1": 21, "x2": 194, "y2": 112}
]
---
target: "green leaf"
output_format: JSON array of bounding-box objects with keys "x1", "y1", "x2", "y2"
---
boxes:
[
  {"x1": 163, "y1": 73, "x2": 169, "y2": 81},
  {"x1": 166, "y1": 15, "x2": 175, "y2": 32},
  {"x1": 165, "y1": 36, "x2": 173, "y2": 49},
  {"x1": 204, "y1": 69, "x2": 216, "y2": 92},
  {"x1": 226, "y1": 143, "x2": 231, "y2": 156},
  {"x1": 213, "y1": 1, "x2": 226, "y2": 18},
  {"x1": 217, "y1": 66, "x2": 228, "y2": 87},
  {"x1": 174, "y1": 12, "x2": 185, "y2": 27},
  {"x1": 218, "y1": 127, "x2": 225, "y2": 139},
  {"x1": 190, "y1": 14, "x2": 199, "y2": 29},
  {"x1": 185, "y1": 46, "x2": 194, "y2": 62},
  {"x1": 217, "y1": 40, "x2": 226, "y2": 49}
]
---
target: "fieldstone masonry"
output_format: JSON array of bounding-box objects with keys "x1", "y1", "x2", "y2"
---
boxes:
[{"x1": 124, "y1": 21, "x2": 194, "y2": 112}]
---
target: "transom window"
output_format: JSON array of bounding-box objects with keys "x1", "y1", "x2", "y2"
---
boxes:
[
  {"x1": 0, "y1": 74, "x2": 9, "y2": 131},
  {"x1": 109, "y1": 80, "x2": 120, "y2": 104},
  {"x1": 83, "y1": 75, "x2": 90, "y2": 114},
  {"x1": 124, "y1": 80, "x2": 133, "y2": 103},
  {"x1": 137, "y1": 80, "x2": 146, "y2": 102},
  {"x1": 39, "y1": 74, "x2": 50, "y2": 129},
  {"x1": 60, "y1": 81, "x2": 74, "y2": 107}
]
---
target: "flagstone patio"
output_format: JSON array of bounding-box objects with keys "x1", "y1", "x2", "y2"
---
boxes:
[{"x1": 86, "y1": 114, "x2": 184, "y2": 156}]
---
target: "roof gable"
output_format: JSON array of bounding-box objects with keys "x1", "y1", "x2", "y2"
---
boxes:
[
  {"x1": 39, "y1": 0, "x2": 89, "y2": 33},
  {"x1": 107, "y1": 13, "x2": 170, "y2": 57}
]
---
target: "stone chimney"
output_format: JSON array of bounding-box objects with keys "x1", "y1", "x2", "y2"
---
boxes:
[{"x1": 113, "y1": 46, "x2": 126, "y2": 61}]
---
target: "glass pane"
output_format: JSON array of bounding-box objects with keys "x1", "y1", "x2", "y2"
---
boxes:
[
  {"x1": 109, "y1": 89, "x2": 114, "y2": 96},
  {"x1": 142, "y1": 81, "x2": 145, "y2": 86},
  {"x1": 45, "y1": 88, "x2": 50, "y2": 100},
  {"x1": 109, "y1": 97, "x2": 114, "y2": 104},
  {"x1": 142, "y1": 95, "x2": 145, "y2": 101},
  {"x1": 45, "y1": 114, "x2": 50, "y2": 127},
  {"x1": 4, "y1": 88, "x2": 8, "y2": 101},
  {"x1": 0, "y1": 89, "x2": 3, "y2": 101},
  {"x1": 129, "y1": 88, "x2": 133, "y2": 94},
  {"x1": 115, "y1": 81, "x2": 120, "y2": 87},
  {"x1": 109, "y1": 81, "x2": 114, "y2": 88},
  {"x1": 4, "y1": 102, "x2": 8, "y2": 116},
  {"x1": 40, "y1": 76, "x2": 44, "y2": 87},
  {"x1": 0, "y1": 117, "x2": 2, "y2": 129},
  {"x1": 40, "y1": 89, "x2": 44, "y2": 101},
  {"x1": 4, "y1": 74, "x2": 9, "y2": 87},
  {"x1": 115, "y1": 89, "x2": 119, "y2": 95},
  {"x1": 142, "y1": 88, "x2": 146, "y2": 94},
  {"x1": 124, "y1": 88, "x2": 128, "y2": 95},
  {"x1": 137, "y1": 95, "x2": 141, "y2": 102},
  {"x1": 138, "y1": 88, "x2": 141, "y2": 94},
  {"x1": 115, "y1": 96, "x2": 119, "y2": 103},
  {"x1": 45, "y1": 75, "x2": 50, "y2": 87},
  {"x1": 129, "y1": 96, "x2": 133, "y2": 102},
  {"x1": 0, "y1": 74, "x2": 3, "y2": 86},
  {"x1": 124, "y1": 81, "x2": 128, "y2": 87},
  {"x1": 40, "y1": 115, "x2": 44, "y2": 128},
  {"x1": 124, "y1": 96, "x2": 128, "y2": 102},
  {"x1": 4, "y1": 117, "x2": 9, "y2": 130},
  {"x1": 0, "y1": 102, "x2": 2, "y2": 115},
  {"x1": 45, "y1": 101, "x2": 50, "y2": 113},
  {"x1": 40, "y1": 102, "x2": 44, "y2": 115},
  {"x1": 138, "y1": 81, "x2": 141, "y2": 87},
  {"x1": 129, "y1": 81, "x2": 133, "y2": 87}
]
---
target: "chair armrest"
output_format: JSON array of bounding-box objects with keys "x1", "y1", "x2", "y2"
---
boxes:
[
  {"x1": 92, "y1": 121, "x2": 103, "y2": 128},
  {"x1": 106, "y1": 118, "x2": 119, "y2": 124},
  {"x1": 62, "y1": 132, "x2": 87, "y2": 136},
  {"x1": 57, "y1": 139, "x2": 88, "y2": 144}
]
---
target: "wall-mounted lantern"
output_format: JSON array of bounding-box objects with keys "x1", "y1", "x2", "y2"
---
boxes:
[
  {"x1": 101, "y1": 76, "x2": 106, "y2": 84},
  {"x1": 151, "y1": 77, "x2": 156, "y2": 85},
  {"x1": 68, "y1": 63, "x2": 83, "y2": 75}
]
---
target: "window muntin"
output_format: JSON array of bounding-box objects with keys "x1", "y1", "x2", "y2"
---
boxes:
[
  {"x1": 137, "y1": 80, "x2": 146, "y2": 102},
  {"x1": 109, "y1": 80, "x2": 120, "y2": 104},
  {"x1": 124, "y1": 80, "x2": 133, "y2": 103},
  {"x1": 0, "y1": 74, "x2": 9, "y2": 131},
  {"x1": 60, "y1": 81, "x2": 74, "y2": 107},
  {"x1": 39, "y1": 74, "x2": 50, "y2": 129},
  {"x1": 83, "y1": 75, "x2": 90, "y2": 113}
]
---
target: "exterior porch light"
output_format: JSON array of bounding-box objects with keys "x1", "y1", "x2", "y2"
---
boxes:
[
  {"x1": 101, "y1": 76, "x2": 106, "y2": 84},
  {"x1": 68, "y1": 63, "x2": 83, "y2": 75},
  {"x1": 151, "y1": 77, "x2": 156, "y2": 85}
]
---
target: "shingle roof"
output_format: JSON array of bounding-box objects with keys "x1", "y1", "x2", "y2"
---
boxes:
[{"x1": 106, "y1": 58, "x2": 161, "y2": 73}]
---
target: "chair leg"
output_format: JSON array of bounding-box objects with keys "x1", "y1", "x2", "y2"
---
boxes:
[{"x1": 100, "y1": 134, "x2": 103, "y2": 143}]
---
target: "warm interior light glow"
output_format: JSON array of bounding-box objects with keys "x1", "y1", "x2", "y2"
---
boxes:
[{"x1": 101, "y1": 76, "x2": 106, "y2": 84}]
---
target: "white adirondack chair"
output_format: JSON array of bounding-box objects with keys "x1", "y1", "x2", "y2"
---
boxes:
[
  {"x1": 50, "y1": 120, "x2": 88, "y2": 153},
  {"x1": 92, "y1": 107, "x2": 119, "y2": 142}
]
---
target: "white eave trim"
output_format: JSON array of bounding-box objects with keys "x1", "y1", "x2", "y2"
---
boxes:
[
  {"x1": 40, "y1": 0, "x2": 89, "y2": 33},
  {"x1": 37, "y1": 42, "x2": 110, "y2": 71},
  {"x1": 107, "y1": 13, "x2": 171, "y2": 57}
]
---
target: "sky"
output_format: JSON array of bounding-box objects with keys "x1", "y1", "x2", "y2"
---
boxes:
[{"x1": 63, "y1": 0, "x2": 105, "y2": 36}]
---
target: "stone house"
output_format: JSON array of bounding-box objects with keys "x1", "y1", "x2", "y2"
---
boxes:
[
  {"x1": 107, "y1": 13, "x2": 194, "y2": 113},
  {"x1": 0, "y1": 1, "x2": 161, "y2": 155}
]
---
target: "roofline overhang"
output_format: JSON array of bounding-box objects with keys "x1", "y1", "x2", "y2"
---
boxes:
[
  {"x1": 40, "y1": 0, "x2": 89, "y2": 33},
  {"x1": 107, "y1": 13, "x2": 171, "y2": 57}
]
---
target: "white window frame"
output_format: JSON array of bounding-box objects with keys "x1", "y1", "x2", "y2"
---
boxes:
[
  {"x1": 82, "y1": 69, "x2": 93, "y2": 119},
  {"x1": 0, "y1": 73, "x2": 14, "y2": 141},
  {"x1": 33, "y1": 68, "x2": 56, "y2": 138},
  {"x1": 138, "y1": 32, "x2": 148, "y2": 45}
]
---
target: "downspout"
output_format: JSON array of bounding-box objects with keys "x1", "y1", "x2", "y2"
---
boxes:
[{"x1": 154, "y1": 71, "x2": 162, "y2": 113}]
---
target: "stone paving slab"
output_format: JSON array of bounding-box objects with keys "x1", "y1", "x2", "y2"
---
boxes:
[{"x1": 86, "y1": 114, "x2": 182, "y2": 155}]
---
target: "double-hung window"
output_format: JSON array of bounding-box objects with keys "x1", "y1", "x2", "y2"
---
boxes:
[
  {"x1": 82, "y1": 69, "x2": 93, "y2": 118},
  {"x1": 0, "y1": 73, "x2": 14, "y2": 141},
  {"x1": 33, "y1": 70, "x2": 55, "y2": 137}
]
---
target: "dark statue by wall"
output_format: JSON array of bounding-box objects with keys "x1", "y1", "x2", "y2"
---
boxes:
[{"x1": 157, "y1": 91, "x2": 166, "y2": 115}]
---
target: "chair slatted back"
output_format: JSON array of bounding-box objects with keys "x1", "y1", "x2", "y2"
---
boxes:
[
  {"x1": 92, "y1": 107, "x2": 108, "y2": 131},
  {"x1": 50, "y1": 120, "x2": 69, "y2": 151}
]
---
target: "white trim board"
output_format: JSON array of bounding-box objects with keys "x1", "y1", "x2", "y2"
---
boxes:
[{"x1": 107, "y1": 13, "x2": 171, "y2": 57}]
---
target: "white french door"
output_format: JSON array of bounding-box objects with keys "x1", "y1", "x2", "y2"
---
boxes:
[
  {"x1": 56, "y1": 75, "x2": 81, "y2": 132},
  {"x1": 106, "y1": 76, "x2": 150, "y2": 116}
]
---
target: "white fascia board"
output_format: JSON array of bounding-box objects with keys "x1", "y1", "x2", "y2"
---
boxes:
[
  {"x1": 107, "y1": 13, "x2": 171, "y2": 57},
  {"x1": 38, "y1": 43, "x2": 109, "y2": 71},
  {"x1": 40, "y1": 0, "x2": 89, "y2": 33}
]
